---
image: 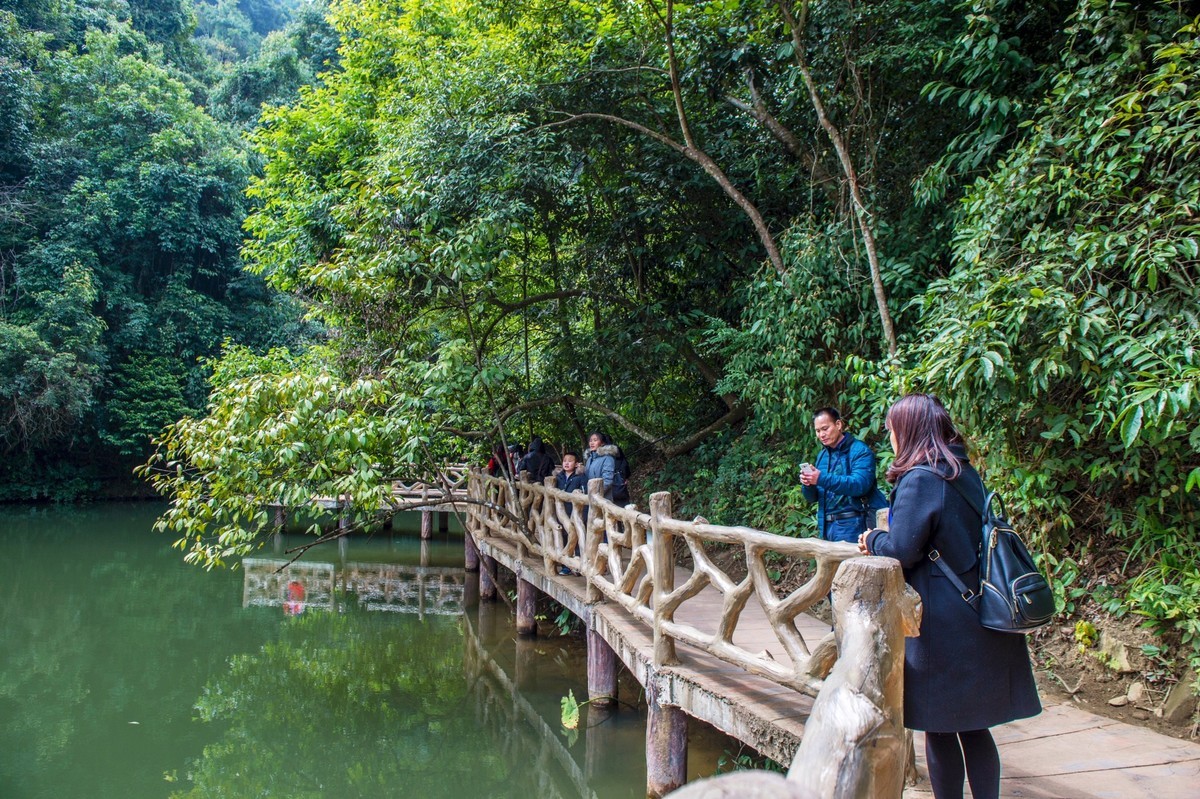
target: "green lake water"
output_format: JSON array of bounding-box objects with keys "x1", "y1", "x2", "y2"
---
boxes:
[{"x1": 0, "y1": 504, "x2": 738, "y2": 799}]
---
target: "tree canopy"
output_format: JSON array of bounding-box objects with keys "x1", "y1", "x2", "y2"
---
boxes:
[
  {"x1": 4, "y1": 0, "x2": 1190, "y2": 671},
  {"x1": 0, "y1": 0, "x2": 334, "y2": 497}
]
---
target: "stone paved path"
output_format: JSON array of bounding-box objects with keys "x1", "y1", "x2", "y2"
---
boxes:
[{"x1": 904, "y1": 701, "x2": 1200, "y2": 798}]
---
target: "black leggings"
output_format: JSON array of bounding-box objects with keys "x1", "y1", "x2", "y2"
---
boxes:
[{"x1": 924, "y1": 729, "x2": 1000, "y2": 799}]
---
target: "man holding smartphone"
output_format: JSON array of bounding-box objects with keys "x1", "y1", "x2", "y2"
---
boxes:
[{"x1": 799, "y1": 407, "x2": 886, "y2": 542}]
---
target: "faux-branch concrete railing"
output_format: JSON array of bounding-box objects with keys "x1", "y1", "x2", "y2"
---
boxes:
[
  {"x1": 470, "y1": 469, "x2": 869, "y2": 694},
  {"x1": 466, "y1": 468, "x2": 921, "y2": 798}
]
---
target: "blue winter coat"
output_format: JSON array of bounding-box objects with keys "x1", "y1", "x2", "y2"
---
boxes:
[
  {"x1": 584, "y1": 445, "x2": 617, "y2": 499},
  {"x1": 864, "y1": 447, "x2": 1041, "y2": 732},
  {"x1": 800, "y1": 432, "x2": 880, "y2": 542}
]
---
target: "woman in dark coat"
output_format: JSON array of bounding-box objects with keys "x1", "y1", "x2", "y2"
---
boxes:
[{"x1": 861, "y1": 394, "x2": 1040, "y2": 799}]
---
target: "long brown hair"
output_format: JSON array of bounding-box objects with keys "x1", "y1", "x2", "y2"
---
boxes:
[{"x1": 885, "y1": 393, "x2": 964, "y2": 483}]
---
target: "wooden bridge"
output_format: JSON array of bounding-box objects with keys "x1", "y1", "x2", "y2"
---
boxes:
[
  {"x1": 273, "y1": 463, "x2": 472, "y2": 538},
  {"x1": 465, "y1": 470, "x2": 913, "y2": 798},
  {"x1": 463, "y1": 470, "x2": 1200, "y2": 799}
]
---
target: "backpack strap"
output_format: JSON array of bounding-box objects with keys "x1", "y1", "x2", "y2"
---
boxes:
[{"x1": 908, "y1": 465, "x2": 984, "y2": 607}]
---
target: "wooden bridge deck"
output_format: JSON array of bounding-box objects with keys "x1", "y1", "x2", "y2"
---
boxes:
[{"x1": 476, "y1": 534, "x2": 1200, "y2": 798}]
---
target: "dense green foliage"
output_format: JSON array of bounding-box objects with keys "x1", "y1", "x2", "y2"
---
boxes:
[
  {"x1": 0, "y1": 0, "x2": 1181, "y2": 670},
  {"x1": 0, "y1": 0, "x2": 334, "y2": 498},
  {"x1": 907, "y1": 5, "x2": 1200, "y2": 657}
]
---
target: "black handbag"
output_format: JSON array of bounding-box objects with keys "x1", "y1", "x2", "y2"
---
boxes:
[{"x1": 916, "y1": 468, "x2": 1057, "y2": 634}]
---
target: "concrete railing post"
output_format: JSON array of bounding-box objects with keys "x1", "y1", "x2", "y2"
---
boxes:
[
  {"x1": 786, "y1": 556, "x2": 919, "y2": 798},
  {"x1": 585, "y1": 477, "x2": 605, "y2": 603},
  {"x1": 650, "y1": 491, "x2": 677, "y2": 666}
]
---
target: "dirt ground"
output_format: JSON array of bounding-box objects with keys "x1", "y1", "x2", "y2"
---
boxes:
[
  {"x1": 1027, "y1": 605, "x2": 1199, "y2": 741},
  {"x1": 690, "y1": 542, "x2": 1199, "y2": 742}
]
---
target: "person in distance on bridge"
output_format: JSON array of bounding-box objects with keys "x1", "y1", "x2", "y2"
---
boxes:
[
  {"x1": 485, "y1": 444, "x2": 511, "y2": 478},
  {"x1": 799, "y1": 406, "x2": 888, "y2": 542},
  {"x1": 519, "y1": 436, "x2": 555, "y2": 483},
  {"x1": 859, "y1": 393, "x2": 1040, "y2": 799},
  {"x1": 583, "y1": 431, "x2": 618, "y2": 500},
  {"x1": 554, "y1": 450, "x2": 589, "y2": 575},
  {"x1": 555, "y1": 451, "x2": 588, "y2": 495}
]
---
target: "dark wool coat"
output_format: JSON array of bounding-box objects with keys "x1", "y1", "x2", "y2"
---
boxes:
[{"x1": 864, "y1": 448, "x2": 1041, "y2": 732}]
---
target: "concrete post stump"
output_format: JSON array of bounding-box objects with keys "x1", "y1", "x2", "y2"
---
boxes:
[
  {"x1": 646, "y1": 677, "x2": 688, "y2": 798},
  {"x1": 465, "y1": 532, "x2": 480, "y2": 572},
  {"x1": 516, "y1": 576, "x2": 537, "y2": 637},
  {"x1": 587, "y1": 625, "x2": 618, "y2": 708},
  {"x1": 480, "y1": 554, "x2": 498, "y2": 602}
]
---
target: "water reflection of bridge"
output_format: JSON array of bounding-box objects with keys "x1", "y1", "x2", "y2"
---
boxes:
[
  {"x1": 242, "y1": 558, "x2": 465, "y2": 618},
  {"x1": 464, "y1": 605, "x2": 605, "y2": 799}
]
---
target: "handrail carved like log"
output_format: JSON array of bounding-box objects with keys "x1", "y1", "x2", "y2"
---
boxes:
[
  {"x1": 391, "y1": 462, "x2": 471, "y2": 504},
  {"x1": 468, "y1": 469, "x2": 862, "y2": 696}
]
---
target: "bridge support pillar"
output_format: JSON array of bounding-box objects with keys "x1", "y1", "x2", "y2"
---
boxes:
[
  {"x1": 465, "y1": 532, "x2": 480, "y2": 571},
  {"x1": 480, "y1": 555, "x2": 498, "y2": 601},
  {"x1": 516, "y1": 576, "x2": 537, "y2": 636},
  {"x1": 464, "y1": 569, "x2": 480, "y2": 609},
  {"x1": 646, "y1": 678, "x2": 687, "y2": 799},
  {"x1": 587, "y1": 625, "x2": 618, "y2": 707},
  {"x1": 420, "y1": 510, "x2": 433, "y2": 540},
  {"x1": 273, "y1": 505, "x2": 286, "y2": 530}
]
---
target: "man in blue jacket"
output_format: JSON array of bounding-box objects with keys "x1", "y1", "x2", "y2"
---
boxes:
[{"x1": 799, "y1": 407, "x2": 885, "y2": 543}]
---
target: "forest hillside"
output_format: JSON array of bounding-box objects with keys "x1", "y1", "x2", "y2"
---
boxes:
[{"x1": 3, "y1": 0, "x2": 1196, "y2": 732}]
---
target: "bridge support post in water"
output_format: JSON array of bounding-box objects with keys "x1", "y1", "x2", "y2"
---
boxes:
[
  {"x1": 480, "y1": 555, "x2": 499, "y2": 601},
  {"x1": 465, "y1": 531, "x2": 480, "y2": 571},
  {"x1": 646, "y1": 677, "x2": 687, "y2": 798},
  {"x1": 464, "y1": 569, "x2": 480, "y2": 609},
  {"x1": 272, "y1": 505, "x2": 286, "y2": 530},
  {"x1": 587, "y1": 625, "x2": 618, "y2": 707},
  {"x1": 516, "y1": 576, "x2": 537, "y2": 636},
  {"x1": 420, "y1": 509, "x2": 433, "y2": 540}
]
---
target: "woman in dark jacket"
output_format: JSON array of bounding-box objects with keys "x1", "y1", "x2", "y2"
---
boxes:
[{"x1": 861, "y1": 394, "x2": 1040, "y2": 799}]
